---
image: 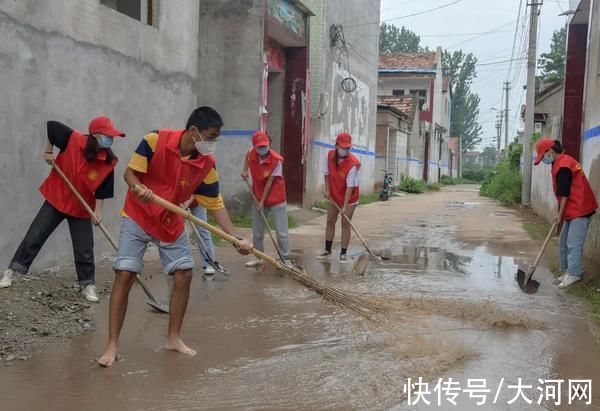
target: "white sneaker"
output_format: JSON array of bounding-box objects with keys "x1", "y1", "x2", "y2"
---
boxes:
[
  {"x1": 204, "y1": 266, "x2": 216, "y2": 275},
  {"x1": 82, "y1": 285, "x2": 99, "y2": 303},
  {"x1": 245, "y1": 260, "x2": 262, "y2": 268},
  {"x1": 553, "y1": 274, "x2": 565, "y2": 286},
  {"x1": 559, "y1": 274, "x2": 581, "y2": 289},
  {"x1": 316, "y1": 251, "x2": 332, "y2": 260},
  {"x1": 0, "y1": 269, "x2": 14, "y2": 288}
]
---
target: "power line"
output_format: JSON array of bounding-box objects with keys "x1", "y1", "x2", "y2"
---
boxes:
[
  {"x1": 446, "y1": 20, "x2": 517, "y2": 49},
  {"x1": 507, "y1": 0, "x2": 525, "y2": 81},
  {"x1": 345, "y1": 0, "x2": 465, "y2": 28},
  {"x1": 476, "y1": 57, "x2": 528, "y2": 67}
]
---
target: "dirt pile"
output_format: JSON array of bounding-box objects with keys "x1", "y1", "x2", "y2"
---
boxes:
[{"x1": 0, "y1": 267, "x2": 111, "y2": 364}]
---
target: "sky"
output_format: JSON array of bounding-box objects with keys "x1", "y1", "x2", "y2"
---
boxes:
[{"x1": 372, "y1": 0, "x2": 569, "y2": 151}]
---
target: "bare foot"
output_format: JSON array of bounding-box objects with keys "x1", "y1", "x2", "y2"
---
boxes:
[
  {"x1": 164, "y1": 338, "x2": 197, "y2": 356},
  {"x1": 98, "y1": 345, "x2": 119, "y2": 367}
]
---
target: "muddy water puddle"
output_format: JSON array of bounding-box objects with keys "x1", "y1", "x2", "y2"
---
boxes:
[{"x1": 1, "y1": 236, "x2": 600, "y2": 409}]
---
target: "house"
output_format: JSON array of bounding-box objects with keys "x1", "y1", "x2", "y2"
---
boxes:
[
  {"x1": 448, "y1": 137, "x2": 460, "y2": 178},
  {"x1": 529, "y1": 0, "x2": 600, "y2": 263},
  {"x1": 463, "y1": 151, "x2": 482, "y2": 166},
  {"x1": 376, "y1": 96, "x2": 422, "y2": 185},
  {"x1": 0, "y1": 0, "x2": 381, "y2": 268},
  {"x1": 303, "y1": 0, "x2": 381, "y2": 207},
  {"x1": 377, "y1": 49, "x2": 450, "y2": 183}
]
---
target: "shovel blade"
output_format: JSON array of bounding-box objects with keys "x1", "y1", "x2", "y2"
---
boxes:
[
  {"x1": 146, "y1": 299, "x2": 170, "y2": 314},
  {"x1": 516, "y1": 268, "x2": 540, "y2": 294}
]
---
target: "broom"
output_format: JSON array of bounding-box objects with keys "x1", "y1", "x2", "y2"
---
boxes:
[{"x1": 132, "y1": 185, "x2": 385, "y2": 320}]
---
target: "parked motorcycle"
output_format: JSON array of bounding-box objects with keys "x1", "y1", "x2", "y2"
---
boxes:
[{"x1": 379, "y1": 170, "x2": 393, "y2": 201}]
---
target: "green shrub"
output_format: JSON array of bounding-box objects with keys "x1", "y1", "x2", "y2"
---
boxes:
[
  {"x1": 480, "y1": 141, "x2": 523, "y2": 206},
  {"x1": 426, "y1": 183, "x2": 441, "y2": 191},
  {"x1": 359, "y1": 192, "x2": 381, "y2": 205},
  {"x1": 462, "y1": 166, "x2": 490, "y2": 182},
  {"x1": 397, "y1": 176, "x2": 426, "y2": 194}
]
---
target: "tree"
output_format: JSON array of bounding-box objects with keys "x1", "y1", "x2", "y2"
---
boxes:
[
  {"x1": 539, "y1": 27, "x2": 566, "y2": 83},
  {"x1": 480, "y1": 146, "x2": 497, "y2": 167},
  {"x1": 379, "y1": 23, "x2": 427, "y2": 54},
  {"x1": 442, "y1": 50, "x2": 482, "y2": 152}
]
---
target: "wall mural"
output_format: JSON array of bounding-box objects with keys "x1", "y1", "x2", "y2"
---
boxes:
[{"x1": 268, "y1": 0, "x2": 305, "y2": 38}]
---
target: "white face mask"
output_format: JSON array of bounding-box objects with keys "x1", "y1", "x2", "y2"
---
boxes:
[
  {"x1": 192, "y1": 131, "x2": 216, "y2": 156},
  {"x1": 256, "y1": 146, "x2": 269, "y2": 156},
  {"x1": 337, "y1": 148, "x2": 350, "y2": 157}
]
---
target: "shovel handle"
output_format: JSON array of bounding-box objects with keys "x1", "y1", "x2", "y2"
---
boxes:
[
  {"x1": 242, "y1": 179, "x2": 287, "y2": 262},
  {"x1": 52, "y1": 164, "x2": 166, "y2": 308},
  {"x1": 531, "y1": 221, "x2": 558, "y2": 270},
  {"x1": 327, "y1": 198, "x2": 376, "y2": 258},
  {"x1": 52, "y1": 163, "x2": 119, "y2": 249}
]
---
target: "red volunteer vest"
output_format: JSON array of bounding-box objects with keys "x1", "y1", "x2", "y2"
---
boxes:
[
  {"x1": 327, "y1": 150, "x2": 360, "y2": 207},
  {"x1": 552, "y1": 154, "x2": 598, "y2": 221},
  {"x1": 39, "y1": 131, "x2": 117, "y2": 219},
  {"x1": 248, "y1": 149, "x2": 286, "y2": 207},
  {"x1": 123, "y1": 129, "x2": 215, "y2": 243}
]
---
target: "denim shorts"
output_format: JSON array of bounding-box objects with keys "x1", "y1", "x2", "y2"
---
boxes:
[{"x1": 113, "y1": 217, "x2": 194, "y2": 275}]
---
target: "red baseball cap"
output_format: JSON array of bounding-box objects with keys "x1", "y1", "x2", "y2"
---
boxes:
[
  {"x1": 88, "y1": 116, "x2": 125, "y2": 137},
  {"x1": 534, "y1": 139, "x2": 555, "y2": 165},
  {"x1": 336, "y1": 132, "x2": 352, "y2": 149},
  {"x1": 252, "y1": 131, "x2": 270, "y2": 148}
]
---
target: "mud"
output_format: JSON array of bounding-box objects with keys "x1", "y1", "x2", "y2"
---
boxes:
[
  {"x1": 1, "y1": 185, "x2": 600, "y2": 410},
  {"x1": 0, "y1": 264, "x2": 111, "y2": 363}
]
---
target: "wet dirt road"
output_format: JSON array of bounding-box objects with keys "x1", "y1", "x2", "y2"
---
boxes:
[{"x1": 1, "y1": 186, "x2": 600, "y2": 410}]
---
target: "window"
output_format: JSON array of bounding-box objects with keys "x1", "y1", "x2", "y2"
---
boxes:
[
  {"x1": 410, "y1": 89, "x2": 428, "y2": 110},
  {"x1": 100, "y1": 0, "x2": 159, "y2": 27},
  {"x1": 392, "y1": 89, "x2": 405, "y2": 97}
]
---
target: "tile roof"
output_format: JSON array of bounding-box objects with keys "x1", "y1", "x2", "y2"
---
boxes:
[
  {"x1": 379, "y1": 52, "x2": 437, "y2": 70},
  {"x1": 377, "y1": 95, "x2": 415, "y2": 116}
]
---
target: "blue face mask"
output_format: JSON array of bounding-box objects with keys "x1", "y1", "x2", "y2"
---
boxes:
[
  {"x1": 99, "y1": 135, "x2": 114, "y2": 149},
  {"x1": 256, "y1": 146, "x2": 269, "y2": 156},
  {"x1": 542, "y1": 155, "x2": 554, "y2": 165}
]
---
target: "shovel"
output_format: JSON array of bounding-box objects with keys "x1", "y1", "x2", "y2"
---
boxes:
[
  {"x1": 516, "y1": 221, "x2": 558, "y2": 294},
  {"x1": 242, "y1": 179, "x2": 301, "y2": 271},
  {"x1": 186, "y1": 218, "x2": 231, "y2": 277},
  {"x1": 51, "y1": 163, "x2": 169, "y2": 313}
]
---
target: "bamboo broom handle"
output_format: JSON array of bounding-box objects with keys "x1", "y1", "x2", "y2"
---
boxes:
[{"x1": 132, "y1": 185, "x2": 281, "y2": 267}]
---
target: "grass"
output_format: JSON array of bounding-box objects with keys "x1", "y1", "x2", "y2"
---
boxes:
[{"x1": 359, "y1": 192, "x2": 381, "y2": 205}]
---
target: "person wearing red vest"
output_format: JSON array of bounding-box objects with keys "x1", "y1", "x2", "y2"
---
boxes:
[
  {"x1": 317, "y1": 132, "x2": 361, "y2": 263},
  {"x1": 98, "y1": 107, "x2": 252, "y2": 367},
  {"x1": 241, "y1": 131, "x2": 290, "y2": 266},
  {"x1": 534, "y1": 139, "x2": 598, "y2": 289},
  {"x1": 0, "y1": 117, "x2": 125, "y2": 303}
]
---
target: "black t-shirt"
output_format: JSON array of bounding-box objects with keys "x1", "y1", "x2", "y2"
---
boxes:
[
  {"x1": 555, "y1": 167, "x2": 595, "y2": 219},
  {"x1": 47, "y1": 121, "x2": 114, "y2": 200}
]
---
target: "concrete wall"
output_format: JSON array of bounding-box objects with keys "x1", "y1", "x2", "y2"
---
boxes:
[
  {"x1": 0, "y1": 0, "x2": 200, "y2": 271},
  {"x1": 197, "y1": 0, "x2": 265, "y2": 211},
  {"x1": 581, "y1": 0, "x2": 600, "y2": 263},
  {"x1": 304, "y1": 0, "x2": 380, "y2": 206},
  {"x1": 530, "y1": 86, "x2": 564, "y2": 223},
  {"x1": 407, "y1": 115, "x2": 425, "y2": 181},
  {"x1": 378, "y1": 77, "x2": 431, "y2": 101}
]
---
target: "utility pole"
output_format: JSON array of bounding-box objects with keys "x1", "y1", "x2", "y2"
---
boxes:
[
  {"x1": 495, "y1": 113, "x2": 502, "y2": 162},
  {"x1": 504, "y1": 81, "x2": 511, "y2": 151},
  {"x1": 522, "y1": 1, "x2": 541, "y2": 206}
]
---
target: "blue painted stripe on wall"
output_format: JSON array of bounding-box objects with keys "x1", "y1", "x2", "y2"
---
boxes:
[
  {"x1": 221, "y1": 129, "x2": 255, "y2": 137},
  {"x1": 583, "y1": 125, "x2": 600, "y2": 141},
  {"x1": 313, "y1": 140, "x2": 376, "y2": 157}
]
